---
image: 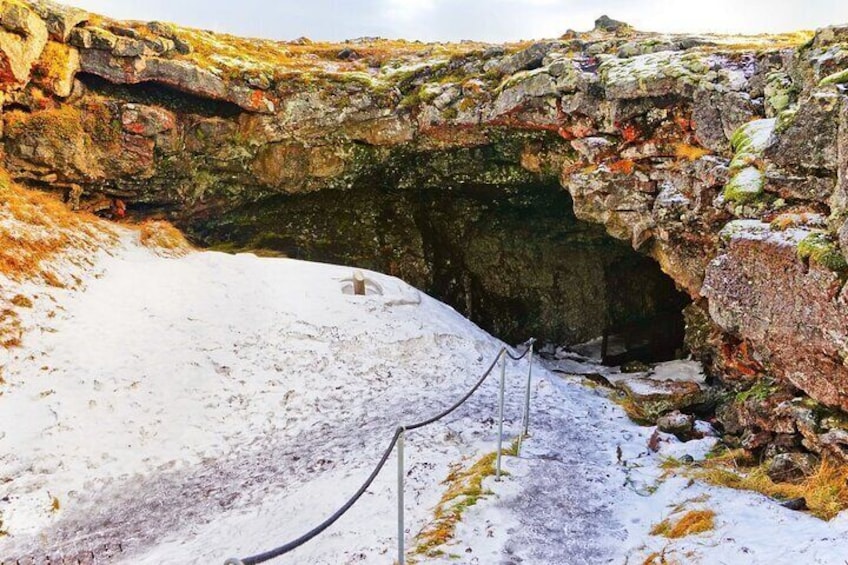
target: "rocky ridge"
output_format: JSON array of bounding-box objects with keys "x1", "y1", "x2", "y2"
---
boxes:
[{"x1": 0, "y1": 1, "x2": 847, "y2": 461}]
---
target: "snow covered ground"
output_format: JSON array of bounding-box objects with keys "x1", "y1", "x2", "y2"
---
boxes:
[{"x1": 2, "y1": 231, "x2": 848, "y2": 564}]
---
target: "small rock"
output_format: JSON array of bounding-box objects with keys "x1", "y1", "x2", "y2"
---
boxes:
[
  {"x1": 780, "y1": 497, "x2": 808, "y2": 511},
  {"x1": 336, "y1": 47, "x2": 360, "y2": 61},
  {"x1": 594, "y1": 15, "x2": 631, "y2": 33},
  {"x1": 570, "y1": 136, "x2": 614, "y2": 163},
  {"x1": 767, "y1": 452, "x2": 819, "y2": 483},
  {"x1": 657, "y1": 410, "x2": 695, "y2": 438},
  {"x1": 741, "y1": 429, "x2": 774, "y2": 451},
  {"x1": 621, "y1": 360, "x2": 651, "y2": 373},
  {"x1": 616, "y1": 377, "x2": 707, "y2": 424},
  {"x1": 679, "y1": 454, "x2": 695, "y2": 464}
]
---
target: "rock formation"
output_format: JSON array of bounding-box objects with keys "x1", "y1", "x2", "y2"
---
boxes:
[{"x1": 0, "y1": 0, "x2": 846, "y2": 459}]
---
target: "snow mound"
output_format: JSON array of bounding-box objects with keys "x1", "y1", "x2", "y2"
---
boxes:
[{"x1": 3, "y1": 231, "x2": 848, "y2": 565}]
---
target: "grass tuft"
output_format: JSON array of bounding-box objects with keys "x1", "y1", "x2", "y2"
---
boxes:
[
  {"x1": 411, "y1": 440, "x2": 521, "y2": 561},
  {"x1": 137, "y1": 220, "x2": 193, "y2": 257},
  {"x1": 650, "y1": 509, "x2": 715, "y2": 539},
  {"x1": 694, "y1": 457, "x2": 848, "y2": 520}
]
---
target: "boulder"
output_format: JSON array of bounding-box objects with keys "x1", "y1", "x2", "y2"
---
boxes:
[
  {"x1": 764, "y1": 88, "x2": 841, "y2": 173},
  {"x1": 0, "y1": 0, "x2": 48, "y2": 87},
  {"x1": 28, "y1": 0, "x2": 89, "y2": 42},
  {"x1": 656, "y1": 410, "x2": 696, "y2": 438},
  {"x1": 692, "y1": 90, "x2": 758, "y2": 153},
  {"x1": 617, "y1": 377, "x2": 707, "y2": 423},
  {"x1": 31, "y1": 39, "x2": 79, "y2": 97},
  {"x1": 489, "y1": 42, "x2": 552, "y2": 75},
  {"x1": 703, "y1": 221, "x2": 848, "y2": 411},
  {"x1": 78, "y1": 49, "x2": 275, "y2": 113},
  {"x1": 121, "y1": 104, "x2": 176, "y2": 137},
  {"x1": 594, "y1": 15, "x2": 631, "y2": 33},
  {"x1": 767, "y1": 452, "x2": 819, "y2": 483}
]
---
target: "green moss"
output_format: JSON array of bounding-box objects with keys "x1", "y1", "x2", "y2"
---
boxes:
[
  {"x1": 774, "y1": 108, "x2": 799, "y2": 135},
  {"x1": 819, "y1": 68, "x2": 848, "y2": 86},
  {"x1": 441, "y1": 106, "x2": 458, "y2": 120},
  {"x1": 724, "y1": 166, "x2": 764, "y2": 204},
  {"x1": 736, "y1": 378, "x2": 778, "y2": 403},
  {"x1": 723, "y1": 119, "x2": 776, "y2": 205},
  {"x1": 797, "y1": 232, "x2": 848, "y2": 273}
]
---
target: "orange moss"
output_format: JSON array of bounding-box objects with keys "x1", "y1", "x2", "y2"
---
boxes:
[
  {"x1": 609, "y1": 159, "x2": 636, "y2": 174},
  {"x1": 642, "y1": 551, "x2": 680, "y2": 565},
  {"x1": 674, "y1": 143, "x2": 710, "y2": 161},
  {"x1": 620, "y1": 123, "x2": 640, "y2": 142}
]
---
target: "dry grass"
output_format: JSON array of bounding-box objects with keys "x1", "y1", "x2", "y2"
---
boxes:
[
  {"x1": 412, "y1": 452, "x2": 497, "y2": 559},
  {"x1": 0, "y1": 174, "x2": 112, "y2": 348},
  {"x1": 642, "y1": 550, "x2": 684, "y2": 565},
  {"x1": 137, "y1": 220, "x2": 192, "y2": 257},
  {"x1": 10, "y1": 294, "x2": 32, "y2": 308},
  {"x1": 412, "y1": 440, "x2": 520, "y2": 561},
  {"x1": 650, "y1": 509, "x2": 715, "y2": 539},
  {"x1": 115, "y1": 18, "x2": 496, "y2": 86},
  {"x1": 694, "y1": 455, "x2": 848, "y2": 520},
  {"x1": 0, "y1": 173, "x2": 107, "y2": 281},
  {"x1": 0, "y1": 308, "x2": 22, "y2": 349},
  {"x1": 693, "y1": 31, "x2": 814, "y2": 53}
]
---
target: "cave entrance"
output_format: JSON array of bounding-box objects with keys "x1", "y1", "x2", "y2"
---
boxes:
[{"x1": 190, "y1": 181, "x2": 690, "y2": 365}]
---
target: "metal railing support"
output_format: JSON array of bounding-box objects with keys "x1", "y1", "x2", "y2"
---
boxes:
[
  {"x1": 522, "y1": 340, "x2": 534, "y2": 437},
  {"x1": 517, "y1": 340, "x2": 534, "y2": 457},
  {"x1": 495, "y1": 349, "x2": 506, "y2": 481},
  {"x1": 397, "y1": 427, "x2": 405, "y2": 565}
]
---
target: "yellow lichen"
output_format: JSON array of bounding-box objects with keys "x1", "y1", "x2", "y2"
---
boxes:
[
  {"x1": 31, "y1": 40, "x2": 77, "y2": 92},
  {"x1": 674, "y1": 143, "x2": 710, "y2": 161}
]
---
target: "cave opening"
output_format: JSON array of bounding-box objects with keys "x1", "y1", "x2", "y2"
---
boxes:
[{"x1": 190, "y1": 180, "x2": 690, "y2": 365}]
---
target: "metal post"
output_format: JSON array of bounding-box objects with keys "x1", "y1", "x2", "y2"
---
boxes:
[
  {"x1": 523, "y1": 340, "x2": 534, "y2": 437},
  {"x1": 495, "y1": 349, "x2": 506, "y2": 481},
  {"x1": 397, "y1": 427, "x2": 405, "y2": 565}
]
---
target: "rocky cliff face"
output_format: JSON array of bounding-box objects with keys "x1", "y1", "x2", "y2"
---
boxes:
[{"x1": 1, "y1": 1, "x2": 846, "y2": 458}]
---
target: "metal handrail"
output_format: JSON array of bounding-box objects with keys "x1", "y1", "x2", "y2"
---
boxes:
[{"x1": 225, "y1": 338, "x2": 536, "y2": 565}]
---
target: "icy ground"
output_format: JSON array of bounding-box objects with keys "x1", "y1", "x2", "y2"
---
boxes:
[{"x1": 2, "y1": 233, "x2": 848, "y2": 564}]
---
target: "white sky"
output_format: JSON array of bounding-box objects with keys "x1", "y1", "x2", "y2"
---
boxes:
[{"x1": 56, "y1": 0, "x2": 847, "y2": 42}]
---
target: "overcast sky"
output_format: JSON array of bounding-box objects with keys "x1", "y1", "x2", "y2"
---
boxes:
[{"x1": 57, "y1": 0, "x2": 848, "y2": 43}]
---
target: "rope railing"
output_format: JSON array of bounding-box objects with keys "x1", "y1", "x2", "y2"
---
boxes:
[{"x1": 224, "y1": 338, "x2": 536, "y2": 565}]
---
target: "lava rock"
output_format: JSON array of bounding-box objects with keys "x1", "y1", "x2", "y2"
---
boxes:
[
  {"x1": 656, "y1": 410, "x2": 696, "y2": 438},
  {"x1": 336, "y1": 47, "x2": 360, "y2": 61},
  {"x1": 594, "y1": 15, "x2": 630, "y2": 33},
  {"x1": 616, "y1": 378, "x2": 707, "y2": 424},
  {"x1": 780, "y1": 497, "x2": 808, "y2": 511},
  {"x1": 767, "y1": 452, "x2": 819, "y2": 483}
]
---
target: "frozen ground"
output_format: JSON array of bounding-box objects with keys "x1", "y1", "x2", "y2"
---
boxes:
[{"x1": 2, "y1": 232, "x2": 848, "y2": 564}]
